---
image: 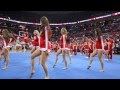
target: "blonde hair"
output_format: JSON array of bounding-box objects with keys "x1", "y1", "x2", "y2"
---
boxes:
[
  {"x1": 61, "y1": 28, "x2": 67, "y2": 35},
  {"x1": 34, "y1": 30, "x2": 40, "y2": 35},
  {"x1": 2, "y1": 29, "x2": 10, "y2": 41}
]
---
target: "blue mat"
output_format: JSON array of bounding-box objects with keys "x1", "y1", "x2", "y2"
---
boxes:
[{"x1": 0, "y1": 52, "x2": 120, "y2": 79}]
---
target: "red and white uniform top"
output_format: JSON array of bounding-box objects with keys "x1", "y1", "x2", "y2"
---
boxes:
[
  {"x1": 3, "y1": 39, "x2": 9, "y2": 48},
  {"x1": 95, "y1": 36, "x2": 104, "y2": 50},
  {"x1": 9, "y1": 35, "x2": 16, "y2": 46},
  {"x1": 65, "y1": 42, "x2": 70, "y2": 50},
  {"x1": 24, "y1": 36, "x2": 29, "y2": 44},
  {"x1": 108, "y1": 39, "x2": 115, "y2": 50},
  {"x1": 79, "y1": 44, "x2": 82, "y2": 49},
  {"x1": 39, "y1": 26, "x2": 51, "y2": 51},
  {"x1": 60, "y1": 35, "x2": 67, "y2": 49},
  {"x1": 70, "y1": 43, "x2": 73, "y2": 50},
  {"x1": 73, "y1": 41, "x2": 78, "y2": 50},
  {"x1": 48, "y1": 41, "x2": 51, "y2": 50},
  {"x1": 32, "y1": 35, "x2": 39, "y2": 46},
  {"x1": 55, "y1": 41, "x2": 59, "y2": 49},
  {"x1": 104, "y1": 41, "x2": 109, "y2": 51},
  {"x1": 84, "y1": 42, "x2": 89, "y2": 50},
  {"x1": 89, "y1": 41, "x2": 94, "y2": 50}
]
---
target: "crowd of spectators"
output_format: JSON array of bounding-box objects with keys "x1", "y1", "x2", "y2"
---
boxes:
[{"x1": 0, "y1": 15, "x2": 120, "y2": 54}]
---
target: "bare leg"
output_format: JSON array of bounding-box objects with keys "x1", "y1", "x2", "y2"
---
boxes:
[
  {"x1": 66, "y1": 50, "x2": 72, "y2": 64},
  {"x1": 87, "y1": 50, "x2": 97, "y2": 69},
  {"x1": 30, "y1": 49, "x2": 41, "y2": 77},
  {"x1": 2, "y1": 49, "x2": 9, "y2": 70},
  {"x1": 41, "y1": 51, "x2": 49, "y2": 79},
  {"x1": 53, "y1": 49, "x2": 62, "y2": 68},
  {"x1": 38, "y1": 55, "x2": 41, "y2": 65},
  {"x1": 98, "y1": 50, "x2": 104, "y2": 72},
  {"x1": 31, "y1": 47, "x2": 36, "y2": 54},
  {"x1": 62, "y1": 50, "x2": 67, "y2": 70},
  {"x1": 103, "y1": 50, "x2": 108, "y2": 60}
]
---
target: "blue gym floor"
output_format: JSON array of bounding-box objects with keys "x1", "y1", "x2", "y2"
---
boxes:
[{"x1": 0, "y1": 52, "x2": 120, "y2": 79}]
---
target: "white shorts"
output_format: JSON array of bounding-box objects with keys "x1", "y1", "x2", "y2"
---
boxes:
[
  {"x1": 96, "y1": 49, "x2": 104, "y2": 52},
  {"x1": 65, "y1": 48, "x2": 70, "y2": 50},
  {"x1": 6, "y1": 46, "x2": 11, "y2": 48},
  {"x1": 16, "y1": 44, "x2": 21, "y2": 47},
  {"x1": 59, "y1": 48, "x2": 65, "y2": 50},
  {"x1": 38, "y1": 47, "x2": 51, "y2": 53},
  {"x1": 59, "y1": 48, "x2": 70, "y2": 51}
]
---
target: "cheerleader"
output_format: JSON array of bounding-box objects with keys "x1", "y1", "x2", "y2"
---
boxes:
[
  {"x1": 88, "y1": 38, "x2": 95, "y2": 57},
  {"x1": 53, "y1": 28, "x2": 68, "y2": 69},
  {"x1": 65, "y1": 38, "x2": 72, "y2": 64},
  {"x1": 103, "y1": 39, "x2": 109, "y2": 60},
  {"x1": 23, "y1": 33, "x2": 29, "y2": 52},
  {"x1": 30, "y1": 16, "x2": 52, "y2": 79},
  {"x1": 15, "y1": 36, "x2": 22, "y2": 52},
  {"x1": 54, "y1": 41, "x2": 59, "y2": 52},
  {"x1": 108, "y1": 36, "x2": 115, "y2": 60},
  {"x1": 31, "y1": 30, "x2": 41, "y2": 64},
  {"x1": 31, "y1": 30, "x2": 40, "y2": 53},
  {"x1": 70, "y1": 42, "x2": 73, "y2": 55},
  {"x1": 87, "y1": 28, "x2": 104, "y2": 72},
  {"x1": 84, "y1": 37, "x2": 90, "y2": 58},
  {"x1": 73, "y1": 40, "x2": 78, "y2": 55},
  {"x1": 0, "y1": 29, "x2": 10, "y2": 70},
  {"x1": 79, "y1": 42, "x2": 83, "y2": 55}
]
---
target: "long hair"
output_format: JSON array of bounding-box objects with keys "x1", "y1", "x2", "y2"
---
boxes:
[
  {"x1": 39, "y1": 16, "x2": 51, "y2": 38},
  {"x1": 95, "y1": 28, "x2": 102, "y2": 37},
  {"x1": 40, "y1": 16, "x2": 49, "y2": 32},
  {"x1": 2, "y1": 29, "x2": 10, "y2": 41},
  {"x1": 61, "y1": 28, "x2": 68, "y2": 35},
  {"x1": 40, "y1": 16, "x2": 49, "y2": 30}
]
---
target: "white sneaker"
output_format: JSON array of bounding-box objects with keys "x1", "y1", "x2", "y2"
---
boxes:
[
  {"x1": 62, "y1": 67, "x2": 68, "y2": 70},
  {"x1": 100, "y1": 70, "x2": 104, "y2": 72},
  {"x1": 104, "y1": 59, "x2": 108, "y2": 61},
  {"x1": 106, "y1": 59, "x2": 108, "y2": 61},
  {"x1": 2, "y1": 66, "x2": 8, "y2": 70},
  {"x1": 45, "y1": 77, "x2": 49, "y2": 79},
  {"x1": 30, "y1": 70, "x2": 35, "y2": 75}
]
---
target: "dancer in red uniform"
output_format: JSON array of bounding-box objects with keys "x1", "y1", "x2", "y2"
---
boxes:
[
  {"x1": 70, "y1": 42, "x2": 73, "y2": 55},
  {"x1": 53, "y1": 28, "x2": 69, "y2": 69},
  {"x1": 88, "y1": 38, "x2": 94, "y2": 57},
  {"x1": 65, "y1": 38, "x2": 72, "y2": 64},
  {"x1": 31, "y1": 30, "x2": 41, "y2": 64},
  {"x1": 73, "y1": 40, "x2": 78, "y2": 55},
  {"x1": 79, "y1": 42, "x2": 83, "y2": 55},
  {"x1": 31, "y1": 30, "x2": 40, "y2": 53},
  {"x1": 103, "y1": 39, "x2": 109, "y2": 60},
  {"x1": 87, "y1": 28, "x2": 104, "y2": 72},
  {"x1": 30, "y1": 16, "x2": 51, "y2": 79},
  {"x1": 0, "y1": 29, "x2": 10, "y2": 70},
  {"x1": 108, "y1": 36, "x2": 115, "y2": 60},
  {"x1": 23, "y1": 33, "x2": 29, "y2": 52},
  {"x1": 54, "y1": 41, "x2": 59, "y2": 52},
  {"x1": 84, "y1": 37, "x2": 90, "y2": 58}
]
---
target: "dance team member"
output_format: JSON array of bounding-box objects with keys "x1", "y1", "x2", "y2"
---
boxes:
[
  {"x1": 87, "y1": 28, "x2": 104, "y2": 72},
  {"x1": 30, "y1": 16, "x2": 51, "y2": 79}
]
